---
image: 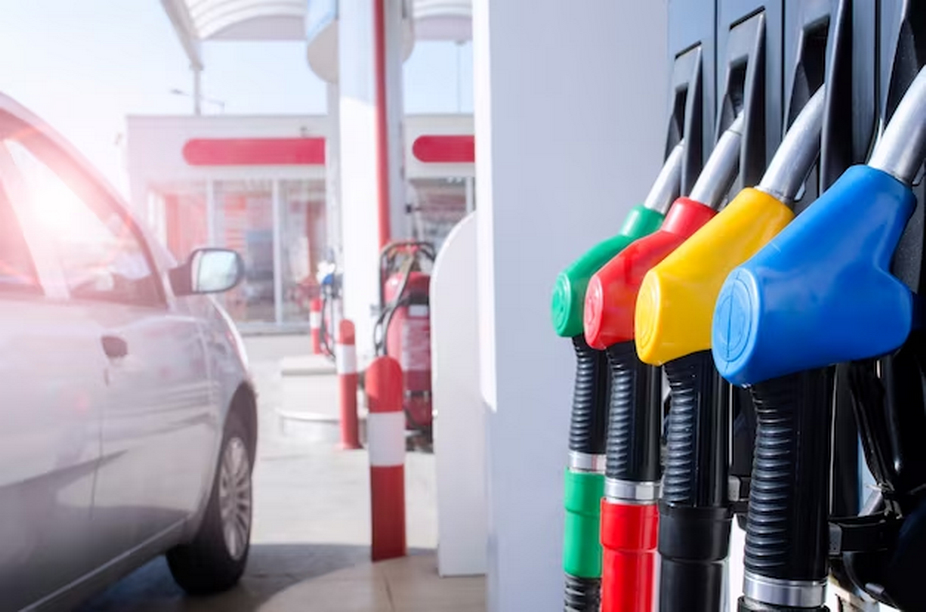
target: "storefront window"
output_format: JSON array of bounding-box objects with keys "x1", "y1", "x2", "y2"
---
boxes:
[
  {"x1": 408, "y1": 177, "x2": 472, "y2": 253},
  {"x1": 213, "y1": 180, "x2": 275, "y2": 324},
  {"x1": 156, "y1": 182, "x2": 208, "y2": 263},
  {"x1": 280, "y1": 179, "x2": 326, "y2": 323},
  {"x1": 148, "y1": 175, "x2": 473, "y2": 329}
]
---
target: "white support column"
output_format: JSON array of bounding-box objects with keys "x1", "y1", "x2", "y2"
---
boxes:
[
  {"x1": 338, "y1": 0, "x2": 407, "y2": 363},
  {"x1": 384, "y1": 0, "x2": 408, "y2": 243},
  {"x1": 272, "y1": 178, "x2": 284, "y2": 325},
  {"x1": 325, "y1": 82, "x2": 343, "y2": 265},
  {"x1": 192, "y1": 65, "x2": 203, "y2": 116},
  {"x1": 473, "y1": 1, "x2": 669, "y2": 610}
]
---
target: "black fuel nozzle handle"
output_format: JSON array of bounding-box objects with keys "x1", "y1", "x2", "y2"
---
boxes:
[
  {"x1": 568, "y1": 335, "x2": 611, "y2": 462},
  {"x1": 738, "y1": 368, "x2": 833, "y2": 612},
  {"x1": 604, "y1": 341, "x2": 662, "y2": 490},
  {"x1": 597, "y1": 341, "x2": 662, "y2": 612},
  {"x1": 658, "y1": 351, "x2": 732, "y2": 612}
]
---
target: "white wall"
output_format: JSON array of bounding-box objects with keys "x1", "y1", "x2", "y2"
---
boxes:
[{"x1": 473, "y1": 1, "x2": 669, "y2": 609}]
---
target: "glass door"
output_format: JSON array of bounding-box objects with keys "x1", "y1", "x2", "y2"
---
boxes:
[
  {"x1": 214, "y1": 180, "x2": 275, "y2": 324},
  {"x1": 408, "y1": 177, "x2": 470, "y2": 253},
  {"x1": 280, "y1": 179, "x2": 326, "y2": 324}
]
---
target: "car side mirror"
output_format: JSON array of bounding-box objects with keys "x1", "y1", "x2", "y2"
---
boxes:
[{"x1": 170, "y1": 248, "x2": 245, "y2": 297}]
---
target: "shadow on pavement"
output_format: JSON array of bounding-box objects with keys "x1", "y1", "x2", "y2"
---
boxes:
[{"x1": 77, "y1": 543, "x2": 432, "y2": 612}]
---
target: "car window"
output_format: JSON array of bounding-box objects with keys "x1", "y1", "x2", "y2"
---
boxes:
[
  {"x1": 4, "y1": 139, "x2": 161, "y2": 307},
  {"x1": 0, "y1": 182, "x2": 41, "y2": 294}
]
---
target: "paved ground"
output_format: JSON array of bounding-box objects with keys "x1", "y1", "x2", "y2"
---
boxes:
[{"x1": 78, "y1": 334, "x2": 482, "y2": 612}]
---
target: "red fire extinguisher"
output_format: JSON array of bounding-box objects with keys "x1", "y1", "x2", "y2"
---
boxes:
[{"x1": 374, "y1": 242, "x2": 437, "y2": 446}]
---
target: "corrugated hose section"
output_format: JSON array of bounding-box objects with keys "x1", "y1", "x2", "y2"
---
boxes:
[
  {"x1": 745, "y1": 368, "x2": 833, "y2": 581},
  {"x1": 605, "y1": 341, "x2": 661, "y2": 484},
  {"x1": 564, "y1": 574, "x2": 601, "y2": 611},
  {"x1": 569, "y1": 335, "x2": 611, "y2": 455}
]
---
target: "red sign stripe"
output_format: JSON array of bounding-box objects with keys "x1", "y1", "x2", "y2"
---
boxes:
[
  {"x1": 412, "y1": 135, "x2": 475, "y2": 163},
  {"x1": 182, "y1": 138, "x2": 326, "y2": 166}
]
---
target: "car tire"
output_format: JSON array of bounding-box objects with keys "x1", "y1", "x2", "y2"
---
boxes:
[{"x1": 167, "y1": 410, "x2": 253, "y2": 594}]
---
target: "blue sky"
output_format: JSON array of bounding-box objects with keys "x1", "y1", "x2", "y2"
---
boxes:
[{"x1": 0, "y1": 0, "x2": 473, "y2": 192}]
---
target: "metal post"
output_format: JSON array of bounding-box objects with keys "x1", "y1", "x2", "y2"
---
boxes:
[
  {"x1": 272, "y1": 179, "x2": 284, "y2": 325},
  {"x1": 192, "y1": 66, "x2": 202, "y2": 116},
  {"x1": 367, "y1": 354, "x2": 407, "y2": 560},
  {"x1": 337, "y1": 320, "x2": 361, "y2": 449},
  {"x1": 465, "y1": 177, "x2": 474, "y2": 214},
  {"x1": 206, "y1": 178, "x2": 216, "y2": 245}
]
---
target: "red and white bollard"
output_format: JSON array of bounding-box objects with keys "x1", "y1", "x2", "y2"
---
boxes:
[
  {"x1": 365, "y1": 355, "x2": 407, "y2": 561},
  {"x1": 310, "y1": 298, "x2": 323, "y2": 355},
  {"x1": 336, "y1": 319, "x2": 362, "y2": 450}
]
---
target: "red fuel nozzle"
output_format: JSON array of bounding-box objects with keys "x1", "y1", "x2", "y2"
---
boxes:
[{"x1": 584, "y1": 197, "x2": 717, "y2": 349}]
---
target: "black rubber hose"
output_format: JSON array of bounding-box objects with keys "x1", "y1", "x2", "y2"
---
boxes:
[
  {"x1": 738, "y1": 368, "x2": 833, "y2": 612},
  {"x1": 659, "y1": 351, "x2": 732, "y2": 612},
  {"x1": 604, "y1": 341, "x2": 662, "y2": 485},
  {"x1": 563, "y1": 335, "x2": 610, "y2": 611},
  {"x1": 319, "y1": 291, "x2": 334, "y2": 358},
  {"x1": 564, "y1": 575, "x2": 601, "y2": 612},
  {"x1": 569, "y1": 336, "x2": 611, "y2": 456}
]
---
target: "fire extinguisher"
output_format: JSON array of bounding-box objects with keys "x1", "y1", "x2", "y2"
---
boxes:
[{"x1": 373, "y1": 241, "x2": 437, "y2": 446}]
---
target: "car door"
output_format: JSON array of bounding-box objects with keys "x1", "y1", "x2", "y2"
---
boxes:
[
  {"x1": 0, "y1": 139, "x2": 106, "y2": 610},
  {"x1": 3, "y1": 132, "x2": 218, "y2": 570}
]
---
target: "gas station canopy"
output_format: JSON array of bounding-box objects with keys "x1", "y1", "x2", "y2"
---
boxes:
[
  {"x1": 161, "y1": 0, "x2": 306, "y2": 69},
  {"x1": 161, "y1": 0, "x2": 471, "y2": 75}
]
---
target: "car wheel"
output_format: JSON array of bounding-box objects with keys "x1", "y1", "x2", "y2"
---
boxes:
[{"x1": 167, "y1": 411, "x2": 253, "y2": 594}]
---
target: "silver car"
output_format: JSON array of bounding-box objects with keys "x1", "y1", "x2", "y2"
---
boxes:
[{"x1": 0, "y1": 95, "x2": 257, "y2": 611}]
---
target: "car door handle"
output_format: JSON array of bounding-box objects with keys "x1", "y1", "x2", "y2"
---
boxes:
[{"x1": 101, "y1": 335, "x2": 129, "y2": 359}]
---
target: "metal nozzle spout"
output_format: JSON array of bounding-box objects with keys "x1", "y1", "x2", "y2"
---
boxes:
[
  {"x1": 869, "y1": 66, "x2": 926, "y2": 186},
  {"x1": 643, "y1": 140, "x2": 686, "y2": 214},
  {"x1": 758, "y1": 87, "x2": 825, "y2": 207},
  {"x1": 688, "y1": 114, "x2": 745, "y2": 209}
]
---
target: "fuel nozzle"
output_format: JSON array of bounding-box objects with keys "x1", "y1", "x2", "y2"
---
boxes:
[
  {"x1": 635, "y1": 88, "x2": 824, "y2": 367},
  {"x1": 712, "y1": 66, "x2": 926, "y2": 385},
  {"x1": 552, "y1": 142, "x2": 683, "y2": 612},
  {"x1": 551, "y1": 143, "x2": 683, "y2": 339},
  {"x1": 710, "y1": 67, "x2": 926, "y2": 612}
]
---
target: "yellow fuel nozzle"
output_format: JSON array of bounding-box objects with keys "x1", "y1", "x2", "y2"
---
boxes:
[{"x1": 635, "y1": 87, "x2": 825, "y2": 366}]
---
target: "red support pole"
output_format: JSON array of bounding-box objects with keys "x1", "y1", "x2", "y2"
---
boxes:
[
  {"x1": 337, "y1": 320, "x2": 362, "y2": 450},
  {"x1": 310, "y1": 298, "x2": 322, "y2": 355},
  {"x1": 373, "y1": 0, "x2": 391, "y2": 249},
  {"x1": 366, "y1": 355, "x2": 406, "y2": 561}
]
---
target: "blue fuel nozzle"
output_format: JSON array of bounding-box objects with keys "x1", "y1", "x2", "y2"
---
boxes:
[{"x1": 713, "y1": 67, "x2": 926, "y2": 386}]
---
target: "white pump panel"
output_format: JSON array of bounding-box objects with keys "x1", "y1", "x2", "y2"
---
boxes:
[{"x1": 431, "y1": 213, "x2": 487, "y2": 576}]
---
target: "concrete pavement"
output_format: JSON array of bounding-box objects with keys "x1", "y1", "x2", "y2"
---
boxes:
[{"x1": 78, "y1": 334, "x2": 484, "y2": 612}]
